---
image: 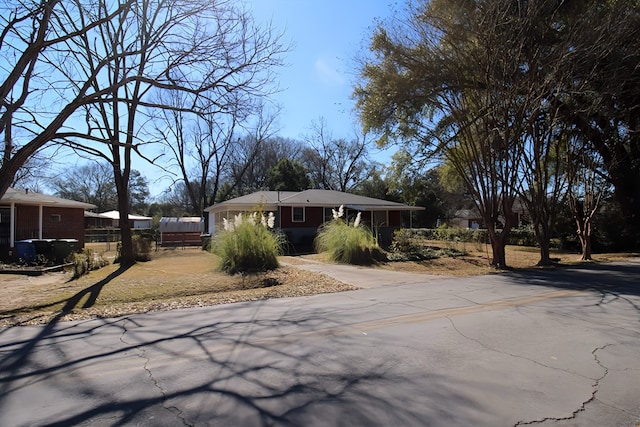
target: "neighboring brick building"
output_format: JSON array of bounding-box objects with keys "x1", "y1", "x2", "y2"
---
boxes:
[
  {"x1": 0, "y1": 188, "x2": 95, "y2": 260},
  {"x1": 205, "y1": 189, "x2": 424, "y2": 251}
]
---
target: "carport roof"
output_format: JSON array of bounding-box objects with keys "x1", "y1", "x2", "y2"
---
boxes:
[{"x1": 1, "y1": 187, "x2": 95, "y2": 209}]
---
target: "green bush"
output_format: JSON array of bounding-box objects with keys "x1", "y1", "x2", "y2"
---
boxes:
[
  {"x1": 389, "y1": 228, "x2": 422, "y2": 255},
  {"x1": 212, "y1": 212, "x2": 284, "y2": 274},
  {"x1": 389, "y1": 228, "x2": 467, "y2": 261},
  {"x1": 72, "y1": 249, "x2": 109, "y2": 279},
  {"x1": 314, "y1": 208, "x2": 381, "y2": 265}
]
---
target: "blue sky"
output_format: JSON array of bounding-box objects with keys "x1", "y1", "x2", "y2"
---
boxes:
[
  {"x1": 246, "y1": 0, "x2": 398, "y2": 141},
  {"x1": 133, "y1": 0, "x2": 399, "y2": 198},
  {"x1": 110, "y1": 1, "x2": 400, "y2": 199}
]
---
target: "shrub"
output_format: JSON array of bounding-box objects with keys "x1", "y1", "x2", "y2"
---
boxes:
[
  {"x1": 72, "y1": 249, "x2": 109, "y2": 279},
  {"x1": 115, "y1": 235, "x2": 152, "y2": 263},
  {"x1": 389, "y1": 228, "x2": 467, "y2": 261},
  {"x1": 212, "y1": 212, "x2": 284, "y2": 274},
  {"x1": 389, "y1": 228, "x2": 422, "y2": 255},
  {"x1": 314, "y1": 207, "x2": 381, "y2": 265},
  {"x1": 131, "y1": 235, "x2": 152, "y2": 261}
]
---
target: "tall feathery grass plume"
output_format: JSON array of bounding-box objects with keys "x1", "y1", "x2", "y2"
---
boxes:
[
  {"x1": 212, "y1": 211, "x2": 284, "y2": 274},
  {"x1": 315, "y1": 207, "x2": 380, "y2": 265}
]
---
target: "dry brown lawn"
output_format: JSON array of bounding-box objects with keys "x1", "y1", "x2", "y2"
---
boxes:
[
  {"x1": 0, "y1": 246, "x2": 354, "y2": 328},
  {"x1": 378, "y1": 241, "x2": 637, "y2": 276},
  {"x1": 0, "y1": 241, "x2": 636, "y2": 329}
]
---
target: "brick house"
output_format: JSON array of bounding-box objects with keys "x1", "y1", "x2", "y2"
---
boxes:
[
  {"x1": 205, "y1": 189, "x2": 424, "y2": 250},
  {"x1": 0, "y1": 188, "x2": 95, "y2": 259}
]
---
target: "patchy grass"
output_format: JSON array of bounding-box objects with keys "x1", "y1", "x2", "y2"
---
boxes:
[
  {"x1": 2, "y1": 242, "x2": 636, "y2": 328},
  {"x1": 0, "y1": 248, "x2": 354, "y2": 328},
  {"x1": 379, "y1": 240, "x2": 638, "y2": 276}
]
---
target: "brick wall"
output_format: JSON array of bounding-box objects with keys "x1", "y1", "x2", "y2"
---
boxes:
[{"x1": 15, "y1": 206, "x2": 85, "y2": 247}]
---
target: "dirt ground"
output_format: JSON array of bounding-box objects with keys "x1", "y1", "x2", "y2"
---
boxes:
[
  {"x1": 0, "y1": 248, "x2": 355, "y2": 328},
  {"x1": 1, "y1": 243, "x2": 636, "y2": 328}
]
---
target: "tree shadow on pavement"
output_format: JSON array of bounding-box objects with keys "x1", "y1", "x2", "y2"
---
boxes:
[
  {"x1": 0, "y1": 265, "x2": 130, "y2": 395},
  {"x1": 0, "y1": 301, "x2": 481, "y2": 426},
  {"x1": 505, "y1": 260, "x2": 640, "y2": 310}
]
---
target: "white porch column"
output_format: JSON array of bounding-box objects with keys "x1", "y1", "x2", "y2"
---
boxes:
[
  {"x1": 9, "y1": 202, "x2": 15, "y2": 247},
  {"x1": 208, "y1": 212, "x2": 215, "y2": 234},
  {"x1": 38, "y1": 205, "x2": 43, "y2": 239}
]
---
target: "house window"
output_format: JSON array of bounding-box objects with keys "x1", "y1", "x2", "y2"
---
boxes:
[
  {"x1": 323, "y1": 208, "x2": 334, "y2": 223},
  {"x1": 0, "y1": 208, "x2": 9, "y2": 224},
  {"x1": 292, "y1": 207, "x2": 305, "y2": 222},
  {"x1": 50, "y1": 214, "x2": 61, "y2": 222}
]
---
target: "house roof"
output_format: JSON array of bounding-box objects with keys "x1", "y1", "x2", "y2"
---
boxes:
[
  {"x1": 453, "y1": 209, "x2": 480, "y2": 219},
  {"x1": 1, "y1": 187, "x2": 95, "y2": 209},
  {"x1": 159, "y1": 217, "x2": 204, "y2": 233},
  {"x1": 99, "y1": 210, "x2": 152, "y2": 221},
  {"x1": 204, "y1": 191, "x2": 297, "y2": 212},
  {"x1": 205, "y1": 189, "x2": 424, "y2": 213}
]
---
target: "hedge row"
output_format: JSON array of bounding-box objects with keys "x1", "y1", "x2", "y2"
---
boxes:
[{"x1": 405, "y1": 228, "x2": 537, "y2": 247}]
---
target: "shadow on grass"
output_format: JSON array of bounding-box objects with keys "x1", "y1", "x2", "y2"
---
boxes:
[
  {"x1": 0, "y1": 264, "x2": 131, "y2": 325},
  {"x1": 63, "y1": 265, "x2": 131, "y2": 311}
]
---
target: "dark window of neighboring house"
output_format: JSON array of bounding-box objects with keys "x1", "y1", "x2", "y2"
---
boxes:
[
  {"x1": 292, "y1": 207, "x2": 305, "y2": 222},
  {"x1": 0, "y1": 208, "x2": 9, "y2": 224},
  {"x1": 51, "y1": 214, "x2": 61, "y2": 222},
  {"x1": 323, "y1": 207, "x2": 334, "y2": 223}
]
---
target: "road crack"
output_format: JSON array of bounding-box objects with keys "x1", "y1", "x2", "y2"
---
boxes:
[
  {"x1": 120, "y1": 319, "x2": 193, "y2": 427},
  {"x1": 512, "y1": 344, "x2": 612, "y2": 426},
  {"x1": 444, "y1": 317, "x2": 612, "y2": 426},
  {"x1": 445, "y1": 316, "x2": 594, "y2": 380}
]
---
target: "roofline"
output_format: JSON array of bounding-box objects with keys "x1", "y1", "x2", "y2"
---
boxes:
[
  {"x1": 205, "y1": 191, "x2": 424, "y2": 212},
  {"x1": 1, "y1": 188, "x2": 95, "y2": 209},
  {"x1": 205, "y1": 202, "x2": 280, "y2": 213}
]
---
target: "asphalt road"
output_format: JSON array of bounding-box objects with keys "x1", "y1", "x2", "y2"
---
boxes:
[{"x1": 1, "y1": 260, "x2": 639, "y2": 426}]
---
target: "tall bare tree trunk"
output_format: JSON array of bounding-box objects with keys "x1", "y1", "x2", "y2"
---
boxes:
[
  {"x1": 114, "y1": 170, "x2": 135, "y2": 267},
  {"x1": 532, "y1": 219, "x2": 553, "y2": 266},
  {"x1": 488, "y1": 229, "x2": 508, "y2": 268},
  {"x1": 577, "y1": 224, "x2": 592, "y2": 261}
]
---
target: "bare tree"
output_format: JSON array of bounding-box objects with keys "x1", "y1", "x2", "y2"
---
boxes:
[
  {"x1": 1, "y1": 0, "x2": 286, "y2": 265},
  {"x1": 11, "y1": 152, "x2": 56, "y2": 192},
  {"x1": 302, "y1": 118, "x2": 370, "y2": 192},
  {"x1": 156, "y1": 91, "x2": 240, "y2": 216},
  {"x1": 50, "y1": 162, "x2": 117, "y2": 212},
  {"x1": 0, "y1": 0, "x2": 133, "y2": 196},
  {"x1": 565, "y1": 138, "x2": 609, "y2": 261},
  {"x1": 156, "y1": 96, "x2": 281, "y2": 214},
  {"x1": 48, "y1": 161, "x2": 149, "y2": 213},
  {"x1": 223, "y1": 134, "x2": 303, "y2": 197}
]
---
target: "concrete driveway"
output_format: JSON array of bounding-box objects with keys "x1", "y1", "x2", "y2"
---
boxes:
[{"x1": 1, "y1": 259, "x2": 639, "y2": 426}]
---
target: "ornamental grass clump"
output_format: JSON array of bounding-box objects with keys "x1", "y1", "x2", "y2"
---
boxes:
[
  {"x1": 212, "y1": 211, "x2": 284, "y2": 274},
  {"x1": 314, "y1": 206, "x2": 380, "y2": 265}
]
